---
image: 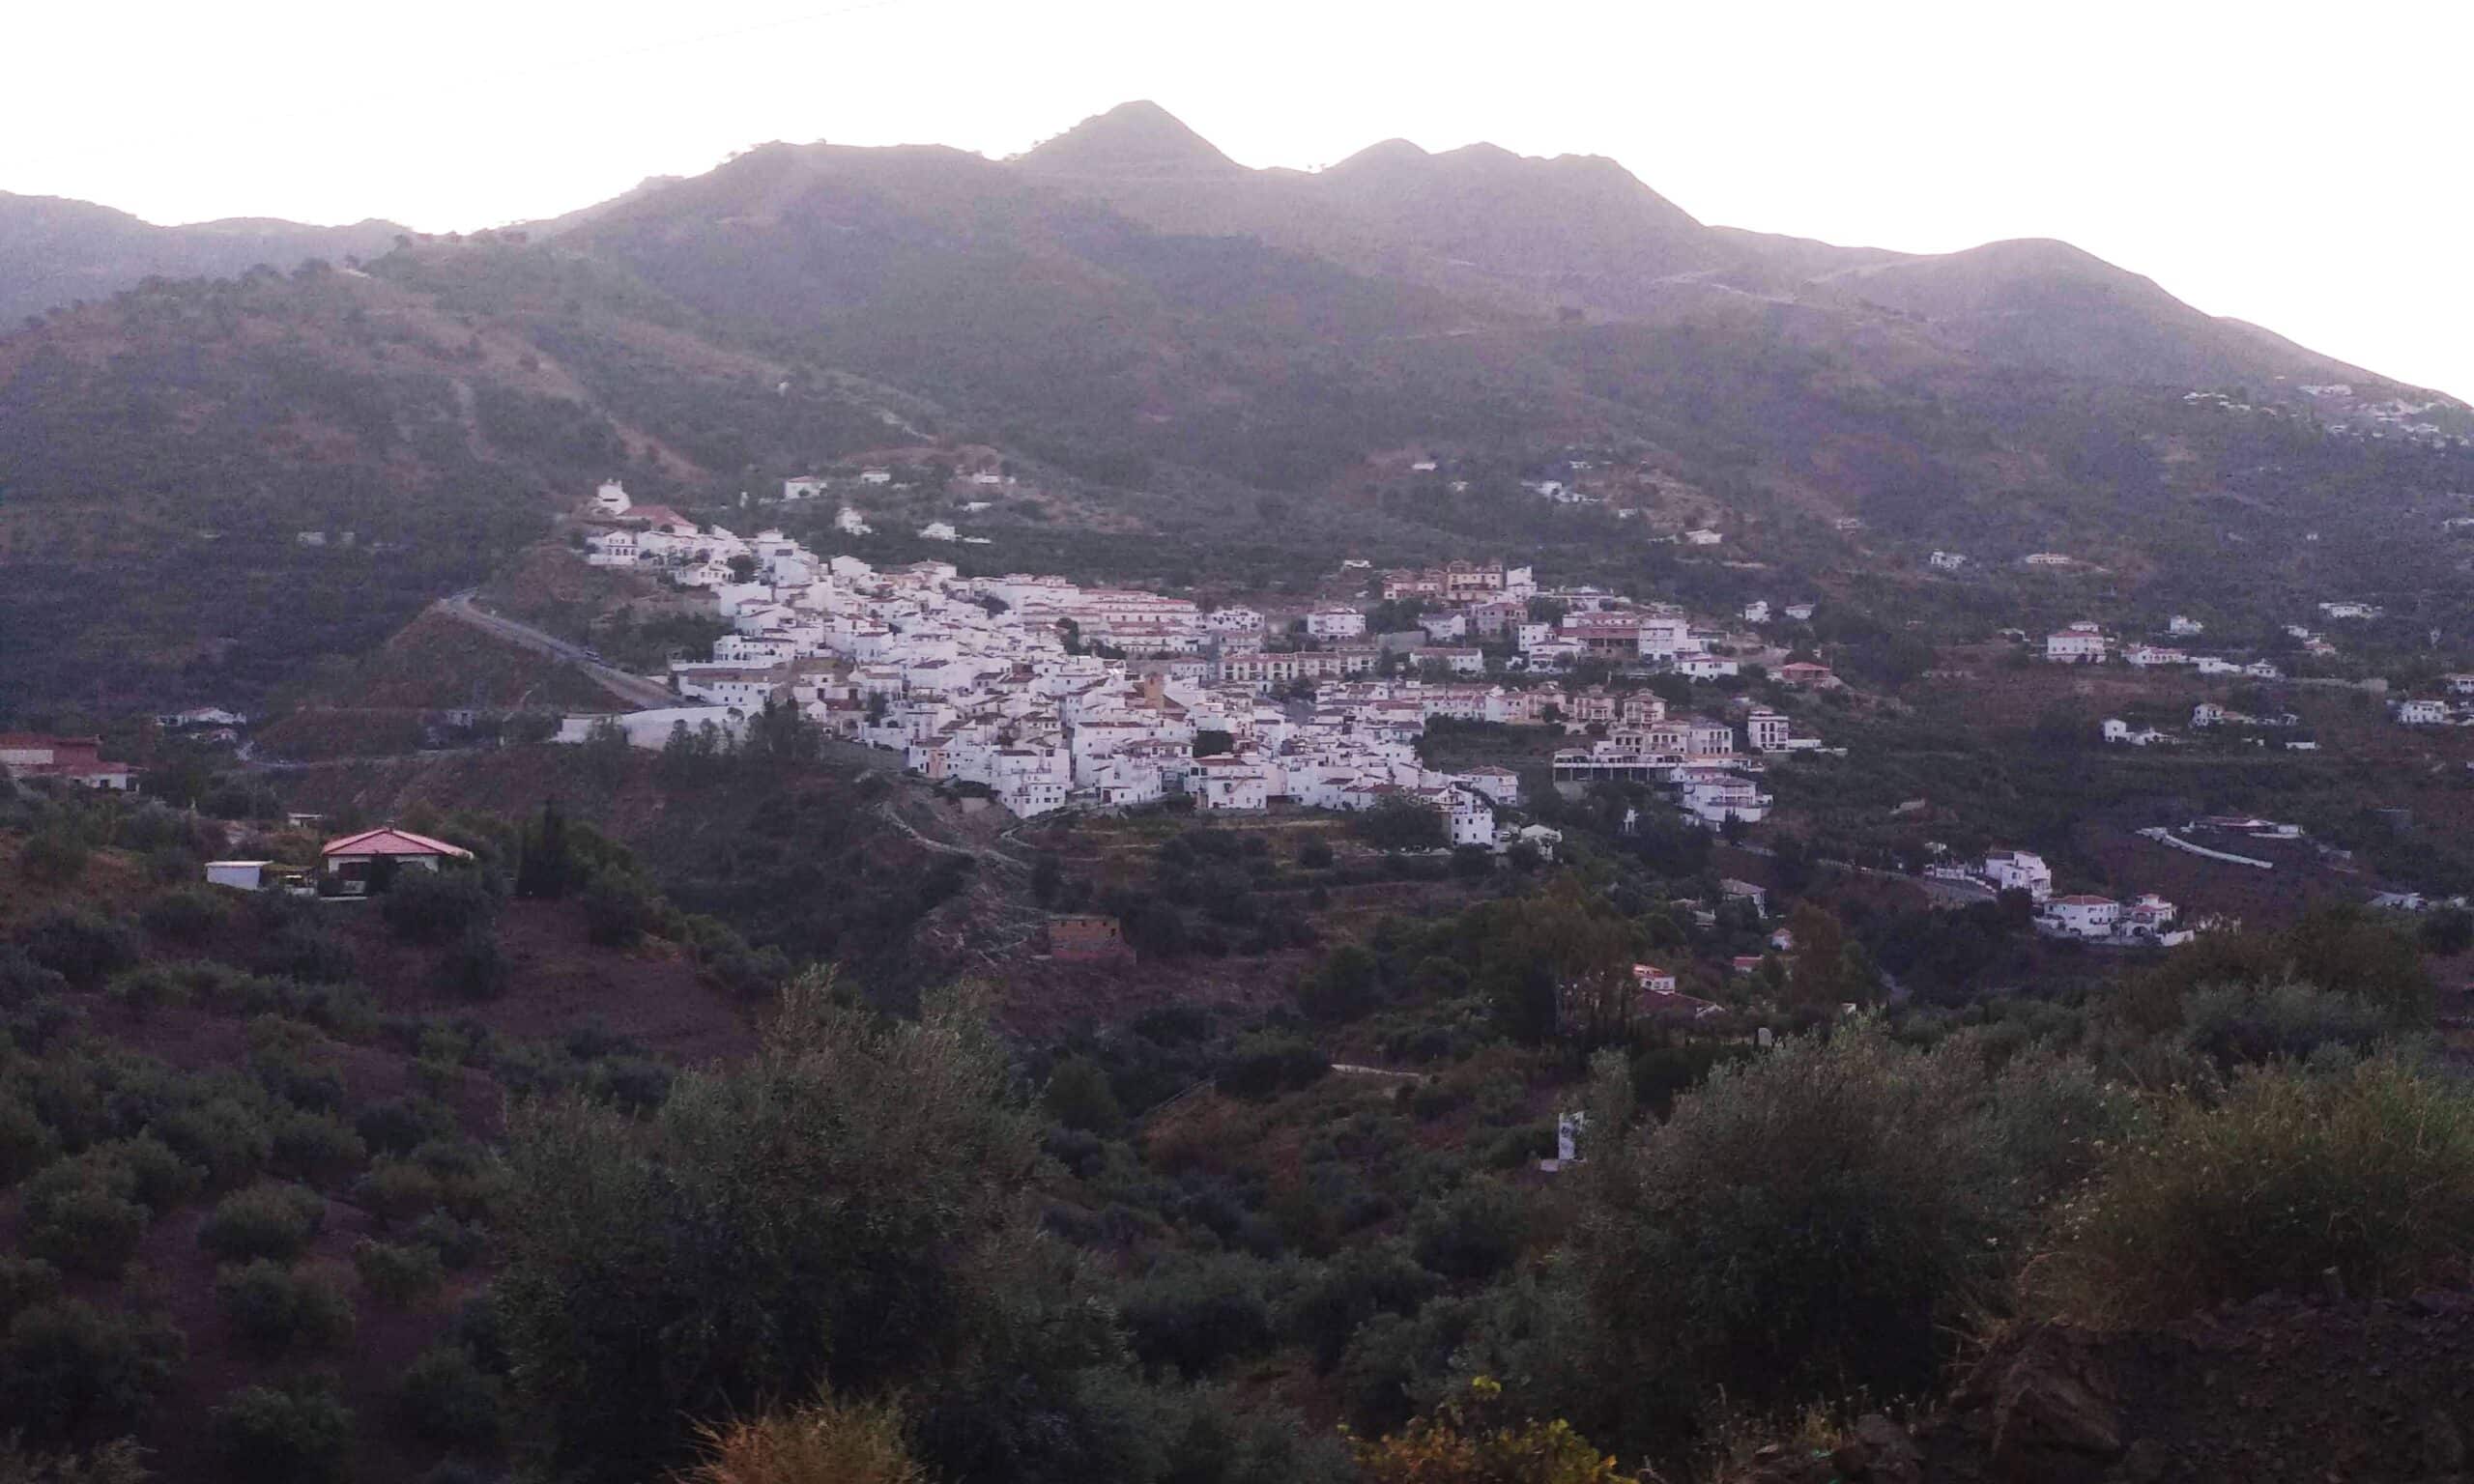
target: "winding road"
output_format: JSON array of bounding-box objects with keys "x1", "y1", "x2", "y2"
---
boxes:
[{"x1": 432, "y1": 590, "x2": 676, "y2": 710}]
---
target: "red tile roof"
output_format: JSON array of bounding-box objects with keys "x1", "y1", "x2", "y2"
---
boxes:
[{"x1": 321, "y1": 827, "x2": 475, "y2": 860}]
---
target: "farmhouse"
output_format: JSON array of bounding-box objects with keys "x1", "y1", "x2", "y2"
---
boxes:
[
  {"x1": 0, "y1": 734, "x2": 136, "y2": 789},
  {"x1": 321, "y1": 827, "x2": 475, "y2": 894}
]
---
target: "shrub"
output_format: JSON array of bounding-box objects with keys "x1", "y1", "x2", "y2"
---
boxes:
[
  {"x1": 0, "y1": 1300, "x2": 185, "y2": 1449},
  {"x1": 0, "y1": 1094, "x2": 63, "y2": 1184},
  {"x1": 269, "y1": 1110, "x2": 368, "y2": 1185},
  {"x1": 381, "y1": 870, "x2": 499, "y2": 945},
  {"x1": 354, "y1": 1239, "x2": 446, "y2": 1307},
  {"x1": 1298, "y1": 945, "x2": 1381, "y2": 1024},
  {"x1": 0, "y1": 946, "x2": 70, "y2": 1007},
  {"x1": 1042, "y1": 1055, "x2": 1123, "y2": 1135},
  {"x1": 215, "y1": 1260, "x2": 356, "y2": 1356},
  {"x1": 579, "y1": 871, "x2": 653, "y2": 948},
  {"x1": 436, "y1": 924, "x2": 508, "y2": 1001},
  {"x1": 197, "y1": 1183, "x2": 326, "y2": 1264},
  {"x1": 21, "y1": 1164, "x2": 150, "y2": 1278},
  {"x1": 98, "y1": 1133, "x2": 205, "y2": 1213},
  {"x1": 1282, "y1": 1240, "x2": 1439, "y2": 1372},
  {"x1": 356, "y1": 1096, "x2": 459, "y2": 1157},
  {"x1": 139, "y1": 888, "x2": 228, "y2": 944},
  {"x1": 2179, "y1": 980, "x2": 2393, "y2": 1071},
  {"x1": 1410, "y1": 1180, "x2": 1530, "y2": 1285},
  {"x1": 1572, "y1": 1029, "x2": 2024, "y2": 1441},
  {"x1": 680, "y1": 1391, "x2": 929, "y2": 1484},
  {"x1": 1115, "y1": 1252, "x2": 1279, "y2": 1376},
  {"x1": 19, "y1": 831, "x2": 90, "y2": 886},
  {"x1": 1353, "y1": 1377, "x2": 1622, "y2": 1484},
  {"x1": 208, "y1": 1378, "x2": 354, "y2": 1484},
  {"x1": 398, "y1": 1343, "x2": 505, "y2": 1450},
  {"x1": 1299, "y1": 838, "x2": 1337, "y2": 870},
  {"x1": 18, "y1": 909, "x2": 139, "y2": 991},
  {"x1": 0, "y1": 1255, "x2": 64, "y2": 1325},
  {"x1": 2052, "y1": 1056, "x2": 2474, "y2": 1319},
  {"x1": 161, "y1": 1097, "x2": 274, "y2": 1188},
  {"x1": 412, "y1": 1212, "x2": 488, "y2": 1270},
  {"x1": 1220, "y1": 1034, "x2": 1329, "y2": 1099},
  {"x1": 355, "y1": 1159, "x2": 446, "y2": 1223}
]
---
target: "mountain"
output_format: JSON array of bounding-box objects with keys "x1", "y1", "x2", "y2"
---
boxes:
[
  {"x1": 0, "y1": 190, "x2": 407, "y2": 325},
  {"x1": 2, "y1": 101, "x2": 2468, "y2": 720}
]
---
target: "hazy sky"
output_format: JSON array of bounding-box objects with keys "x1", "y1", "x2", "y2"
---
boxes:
[{"x1": 9, "y1": 0, "x2": 2469, "y2": 396}]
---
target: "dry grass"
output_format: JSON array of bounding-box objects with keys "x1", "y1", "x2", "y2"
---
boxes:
[{"x1": 677, "y1": 1392, "x2": 930, "y2": 1484}]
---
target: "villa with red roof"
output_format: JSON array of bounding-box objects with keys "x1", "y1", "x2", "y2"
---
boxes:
[{"x1": 321, "y1": 827, "x2": 475, "y2": 894}]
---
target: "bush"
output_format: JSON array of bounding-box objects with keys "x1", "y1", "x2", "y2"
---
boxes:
[
  {"x1": 2053, "y1": 1056, "x2": 2474, "y2": 1319},
  {"x1": 1282, "y1": 1240, "x2": 1438, "y2": 1372},
  {"x1": 18, "y1": 909, "x2": 139, "y2": 991},
  {"x1": 269, "y1": 1110, "x2": 369, "y2": 1185},
  {"x1": 398, "y1": 1343, "x2": 506, "y2": 1451},
  {"x1": 215, "y1": 1260, "x2": 356, "y2": 1356},
  {"x1": 139, "y1": 888, "x2": 229, "y2": 944},
  {"x1": 0, "y1": 946, "x2": 70, "y2": 1007},
  {"x1": 1115, "y1": 1252, "x2": 1279, "y2": 1376},
  {"x1": 1220, "y1": 1034, "x2": 1329, "y2": 1099},
  {"x1": 1409, "y1": 1180, "x2": 1530, "y2": 1284},
  {"x1": 197, "y1": 1183, "x2": 326, "y2": 1264},
  {"x1": 381, "y1": 870, "x2": 499, "y2": 945},
  {"x1": 354, "y1": 1239, "x2": 446, "y2": 1307},
  {"x1": 1299, "y1": 838, "x2": 1336, "y2": 870},
  {"x1": 1298, "y1": 945, "x2": 1380, "y2": 1024},
  {"x1": 680, "y1": 1392, "x2": 929, "y2": 1484},
  {"x1": 19, "y1": 832, "x2": 90, "y2": 886},
  {"x1": 0, "y1": 1094, "x2": 63, "y2": 1184},
  {"x1": 436, "y1": 924, "x2": 509, "y2": 1001},
  {"x1": 579, "y1": 871, "x2": 653, "y2": 948},
  {"x1": 208, "y1": 1378, "x2": 354, "y2": 1484},
  {"x1": 161, "y1": 1097, "x2": 274, "y2": 1188},
  {"x1": 1041, "y1": 1055, "x2": 1123, "y2": 1135},
  {"x1": 99, "y1": 1133, "x2": 205, "y2": 1213},
  {"x1": 2179, "y1": 981, "x2": 2393, "y2": 1071},
  {"x1": 0, "y1": 1300, "x2": 185, "y2": 1449},
  {"x1": 1572, "y1": 1030, "x2": 2025, "y2": 1442},
  {"x1": 0, "y1": 1255, "x2": 64, "y2": 1325},
  {"x1": 355, "y1": 1159, "x2": 446, "y2": 1222},
  {"x1": 21, "y1": 1164, "x2": 150, "y2": 1279}
]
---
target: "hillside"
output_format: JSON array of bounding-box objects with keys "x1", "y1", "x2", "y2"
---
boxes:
[
  {"x1": 0, "y1": 191, "x2": 405, "y2": 326},
  {"x1": 4, "y1": 102, "x2": 2471, "y2": 721}
]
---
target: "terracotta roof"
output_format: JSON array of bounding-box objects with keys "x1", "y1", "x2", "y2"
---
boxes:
[{"x1": 321, "y1": 827, "x2": 475, "y2": 860}]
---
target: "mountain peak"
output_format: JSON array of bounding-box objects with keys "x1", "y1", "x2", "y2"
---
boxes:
[{"x1": 1015, "y1": 100, "x2": 1243, "y2": 179}]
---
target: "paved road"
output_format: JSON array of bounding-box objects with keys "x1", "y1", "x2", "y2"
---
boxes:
[{"x1": 433, "y1": 590, "x2": 675, "y2": 710}]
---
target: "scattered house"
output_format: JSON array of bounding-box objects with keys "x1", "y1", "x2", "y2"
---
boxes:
[
  {"x1": 1745, "y1": 708, "x2": 1791, "y2": 752},
  {"x1": 2397, "y1": 699, "x2": 2452, "y2": 726},
  {"x1": 1720, "y1": 878, "x2": 1769, "y2": 915},
  {"x1": 1929, "y1": 550, "x2": 1968, "y2": 571},
  {"x1": 918, "y1": 522, "x2": 959, "y2": 542},
  {"x1": 2102, "y1": 718, "x2": 2170, "y2": 747},
  {"x1": 203, "y1": 860, "x2": 309, "y2": 894},
  {"x1": 1740, "y1": 600, "x2": 1771, "y2": 624},
  {"x1": 859, "y1": 468, "x2": 894, "y2": 485},
  {"x1": 1675, "y1": 653, "x2": 1739, "y2": 680},
  {"x1": 1775, "y1": 661, "x2": 1835, "y2": 688},
  {"x1": 590, "y1": 479, "x2": 633, "y2": 516},
  {"x1": 1047, "y1": 915, "x2": 1132, "y2": 961},
  {"x1": 0, "y1": 734, "x2": 136, "y2": 789},
  {"x1": 835, "y1": 506, "x2": 874, "y2": 536},
  {"x1": 1783, "y1": 602, "x2": 1816, "y2": 623},
  {"x1": 1683, "y1": 528, "x2": 1723, "y2": 546},
  {"x1": 1982, "y1": 849, "x2": 2053, "y2": 901},
  {"x1": 320, "y1": 827, "x2": 475, "y2": 895},
  {"x1": 2043, "y1": 894, "x2": 2121, "y2": 937},
  {"x1": 2318, "y1": 601, "x2": 2381, "y2": 620},
  {"x1": 2168, "y1": 614, "x2": 2204, "y2": 637},
  {"x1": 1629, "y1": 961, "x2": 1678, "y2": 996},
  {"x1": 2022, "y1": 552, "x2": 2075, "y2": 568},
  {"x1": 782, "y1": 475, "x2": 827, "y2": 501},
  {"x1": 2045, "y1": 622, "x2": 2109, "y2": 664}
]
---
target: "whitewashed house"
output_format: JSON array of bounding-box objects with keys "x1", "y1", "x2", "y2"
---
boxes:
[{"x1": 1982, "y1": 849, "x2": 2053, "y2": 900}]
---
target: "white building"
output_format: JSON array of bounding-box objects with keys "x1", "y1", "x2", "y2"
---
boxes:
[
  {"x1": 1745, "y1": 709, "x2": 1790, "y2": 752},
  {"x1": 2397, "y1": 699, "x2": 2451, "y2": 725},
  {"x1": 1982, "y1": 849, "x2": 2053, "y2": 901},
  {"x1": 1929, "y1": 550, "x2": 1967, "y2": 571},
  {"x1": 1306, "y1": 608, "x2": 1367, "y2": 640},
  {"x1": 2044, "y1": 895, "x2": 2120, "y2": 937},
  {"x1": 919, "y1": 522, "x2": 959, "y2": 542},
  {"x1": 2045, "y1": 622, "x2": 2109, "y2": 664},
  {"x1": 2168, "y1": 614, "x2": 2204, "y2": 637},
  {"x1": 1205, "y1": 607, "x2": 1264, "y2": 635},
  {"x1": 783, "y1": 475, "x2": 827, "y2": 501},
  {"x1": 590, "y1": 479, "x2": 632, "y2": 516}
]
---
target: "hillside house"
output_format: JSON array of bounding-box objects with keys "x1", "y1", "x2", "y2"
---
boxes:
[
  {"x1": 590, "y1": 479, "x2": 631, "y2": 516},
  {"x1": 1683, "y1": 528, "x2": 1723, "y2": 546},
  {"x1": 1745, "y1": 709, "x2": 1790, "y2": 752},
  {"x1": 2397, "y1": 699, "x2": 2452, "y2": 726},
  {"x1": 0, "y1": 734, "x2": 135, "y2": 789},
  {"x1": 2044, "y1": 895, "x2": 2121, "y2": 937},
  {"x1": 1983, "y1": 848, "x2": 2053, "y2": 900},
  {"x1": 2169, "y1": 614, "x2": 2204, "y2": 637},
  {"x1": 1775, "y1": 661, "x2": 1834, "y2": 688},
  {"x1": 2046, "y1": 623, "x2": 2109, "y2": 663},
  {"x1": 2102, "y1": 718, "x2": 2170, "y2": 746},
  {"x1": 321, "y1": 827, "x2": 474, "y2": 895},
  {"x1": 1629, "y1": 962, "x2": 1678, "y2": 996},
  {"x1": 1741, "y1": 600, "x2": 1771, "y2": 624},
  {"x1": 1048, "y1": 915, "x2": 1132, "y2": 961},
  {"x1": 782, "y1": 475, "x2": 826, "y2": 500},
  {"x1": 1929, "y1": 551, "x2": 1967, "y2": 570},
  {"x1": 1205, "y1": 607, "x2": 1264, "y2": 635}
]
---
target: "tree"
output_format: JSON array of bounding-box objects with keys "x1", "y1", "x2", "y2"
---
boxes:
[
  {"x1": 1042, "y1": 1055, "x2": 1123, "y2": 1135},
  {"x1": 1353, "y1": 1377, "x2": 1622, "y2": 1484},
  {"x1": 1299, "y1": 944, "x2": 1381, "y2": 1023},
  {"x1": 516, "y1": 799, "x2": 575, "y2": 899},
  {"x1": 1356, "y1": 798, "x2": 1447, "y2": 852},
  {"x1": 497, "y1": 974, "x2": 1048, "y2": 1481},
  {"x1": 1192, "y1": 729, "x2": 1235, "y2": 758}
]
